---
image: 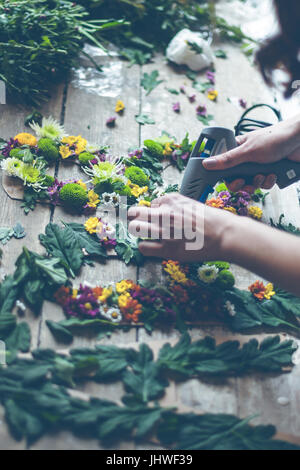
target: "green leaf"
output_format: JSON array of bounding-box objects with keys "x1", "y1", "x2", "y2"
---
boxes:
[
  {"x1": 0, "y1": 227, "x2": 14, "y2": 245},
  {"x1": 13, "y1": 223, "x2": 26, "y2": 239},
  {"x1": 135, "y1": 114, "x2": 156, "y2": 125},
  {"x1": 123, "y1": 344, "x2": 168, "y2": 403},
  {"x1": 62, "y1": 222, "x2": 108, "y2": 259},
  {"x1": 141, "y1": 70, "x2": 163, "y2": 95},
  {"x1": 35, "y1": 257, "x2": 68, "y2": 285},
  {"x1": 46, "y1": 320, "x2": 74, "y2": 345},
  {"x1": 39, "y1": 223, "x2": 84, "y2": 278},
  {"x1": 214, "y1": 49, "x2": 228, "y2": 59}
]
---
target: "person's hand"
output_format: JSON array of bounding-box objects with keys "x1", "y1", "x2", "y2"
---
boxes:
[
  {"x1": 202, "y1": 118, "x2": 300, "y2": 194},
  {"x1": 128, "y1": 193, "x2": 235, "y2": 262}
]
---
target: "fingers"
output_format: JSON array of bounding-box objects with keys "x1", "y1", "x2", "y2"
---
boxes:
[
  {"x1": 138, "y1": 241, "x2": 165, "y2": 258},
  {"x1": 261, "y1": 174, "x2": 277, "y2": 189},
  {"x1": 128, "y1": 219, "x2": 161, "y2": 239},
  {"x1": 227, "y1": 179, "x2": 245, "y2": 192},
  {"x1": 202, "y1": 145, "x2": 247, "y2": 170}
]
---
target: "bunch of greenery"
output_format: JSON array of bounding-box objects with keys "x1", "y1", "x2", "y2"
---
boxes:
[
  {"x1": 77, "y1": 0, "x2": 253, "y2": 64},
  {"x1": 0, "y1": 0, "x2": 126, "y2": 105}
]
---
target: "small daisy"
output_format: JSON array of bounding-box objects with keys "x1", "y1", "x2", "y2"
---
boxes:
[
  {"x1": 101, "y1": 306, "x2": 122, "y2": 323},
  {"x1": 197, "y1": 264, "x2": 219, "y2": 284},
  {"x1": 30, "y1": 117, "x2": 65, "y2": 141}
]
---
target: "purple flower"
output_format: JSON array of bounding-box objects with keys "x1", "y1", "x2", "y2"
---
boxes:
[
  {"x1": 172, "y1": 102, "x2": 181, "y2": 113},
  {"x1": 196, "y1": 105, "x2": 207, "y2": 117},
  {"x1": 129, "y1": 149, "x2": 143, "y2": 159},
  {"x1": 218, "y1": 191, "x2": 232, "y2": 205},
  {"x1": 2, "y1": 138, "x2": 19, "y2": 158},
  {"x1": 102, "y1": 238, "x2": 117, "y2": 249},
  {"x1": 188, "y1": 94, "x2": 196, "y2": 103},
  {"x1": 47, "y1": 179, "x2": 65, "y2": 206},
  {"x1": 106, "y1": 116, "x2": 116, "y2": 127},
  {"x1": 206, "y1": 71, "x2": 215, "y2": 84},
  {"x1": 181, "y1": 152, "x2": 190, "y2": 160},
  {"x1": 239, "y1": 99, "x2": 247, "y2": 109},
  {"x1": 237, "y1": 207, "x2": 249, "y2": 216}
]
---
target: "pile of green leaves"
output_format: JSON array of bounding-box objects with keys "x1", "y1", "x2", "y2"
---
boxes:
[
  {"x1": 0, "y1": 334, "x2": 298, "y2": 449},
  {"x1": 77, "y1": 0, "x2": 254, "y2": 64},
  {"x1": 226, "y1": 288, "x2": 300, "y2": 333},
  {"x1": 0, "y1": 0, "x2": 126, "y2": 105}
]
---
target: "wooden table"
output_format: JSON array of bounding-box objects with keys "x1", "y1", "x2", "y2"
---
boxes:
[{"x1": 0, "y1": 41, "x2": 300, "y2": 449}]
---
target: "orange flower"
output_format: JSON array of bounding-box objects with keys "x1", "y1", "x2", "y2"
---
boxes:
[
  {"x1": 92, "y1": 286, "x2": 103, "y2": 297},
  {"x1": 249, "y1": 281, "x2": 266, "y2": 301},
  {"x1": 206, "y1": 197, "x2": 225, "y2": 209},
  {"x1": 121, "y1": 297, "x2": 142, "y2": 323},
  {"x1": 54, "y1": 286, "x2": 70, "y2": 305},
  {"x1": 14, "y1": 133, "x2": 37, "y2": 147}
]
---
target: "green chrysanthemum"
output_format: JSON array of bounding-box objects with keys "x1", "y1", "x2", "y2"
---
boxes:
[
  {"x1": 59, "y1": 183, "x2": 88, "y2": 211},
  {"x1": 30, "y1": 117, "x2": 65, "y2": 141},
  {"x1": 21, "y1": 165, "x2": 41, "y2": 184},
  {"x1": 125, "y1": 166, "x2": 149, "y2": 186}
]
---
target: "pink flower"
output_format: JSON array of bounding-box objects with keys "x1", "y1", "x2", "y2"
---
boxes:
[{"x1": 173, "y1": 102, "x2": 181, "y2": 113}]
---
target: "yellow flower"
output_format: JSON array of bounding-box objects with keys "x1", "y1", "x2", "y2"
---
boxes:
[
  {"x1": 163, "y1": 142, "x2": 173, "y2": 156},
  {"x1": 207, "y1": 90, "x2": 218, "y2": 101},
  {"x1": 248, "y1": 206, "x2": 263, "y2": 220},
  {"x1": 130, "y1": 184, "x2": 148, "y2": 198},
  {"x1": 163, "y1": 261, "x2": 189, "y2": 285},
  {"x1": 72, "y1": 289, "x2": 78, "y2": 299},
  {"x1": 224, "y1": 206, "x2": 237, "y2": 215},
  {"x1": 138, "y1": 200, "x2": 151, "y2": 207},
  {"x1": 118, "y1": 293, "x2": 131, "y2": 308},
  {"x1": 84, "y1": 303, "x2": 92, "y2": 310},
  {"x1": 59, "y1": 145, "x2": 72, "y2": 159},
  {"x1": 14, "y1": 133, "x2": 37, "y2": 147},
  {"x1": 264, "y1": 283, "x2": 276, "y2": 300},
  {"x1": 115, "y1": 100, "x2": 125, "y2": 113},
  {"x1": 99, "y1": 287, "x2": 113, "y2": 303},
  {"x1": 116, "y1": 280, "x2": 134, "y2": 294},
  {"x1": 84, "y1": 217, "x2": 100, "y2": 234},
  {"x1": 77, "y1": 179, "x2": 87, "y2": 190},
  {"x1": 61, "y1": 135, "x2": 87, "y2": 155},
  {"x1": 87, "y1": 190, "x2": 100, "y2": 208}
]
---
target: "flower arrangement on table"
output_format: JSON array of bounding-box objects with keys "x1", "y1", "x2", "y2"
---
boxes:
[
  {"x1": 52, "y1": 255, "x2": 300, "y2": 336},
  {"x1": 0, "y1": 117, "x2": 196, "y2": 215}
]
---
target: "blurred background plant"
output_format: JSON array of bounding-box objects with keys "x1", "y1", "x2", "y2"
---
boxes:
[
  {"x1": 0, "y1": 0, "x2": 126, "y2": 105},
  {"x1": 0, "y1": 0, "x2": 254, "y2": 106},
  {"x1": 77, "y1": 0, "x2": 254, "y2": 64}
]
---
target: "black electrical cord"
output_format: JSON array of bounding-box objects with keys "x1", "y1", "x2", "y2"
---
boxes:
[{"x1": 235, "y1": 103, "x2": 282, "y2": 136}]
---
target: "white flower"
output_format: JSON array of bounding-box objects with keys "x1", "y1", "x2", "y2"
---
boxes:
[
  {"x1": 101, "y1": 192, "x2": 120, "y2": 207},
  {"x1": 224, "y1": 300, "x2": 236, "y2": 317},
  {"x1": 16, "y1": 300, "x2": 26, "y2": 312},
  {"x1": 30, "y1": 117, "x2": 65, "y2": 141},
  {"x1": 105, "y1": 224, "x2": 116, "y2": 239},
  {"x1": 197, "y1": 264, "x2": 219, "y2": 284},
  {"x1": 101, "y1": 306, "x2": 122, "y2": 323},
  {"x1": 1, "y1": 158, "x2": 24, "y2": 178}
]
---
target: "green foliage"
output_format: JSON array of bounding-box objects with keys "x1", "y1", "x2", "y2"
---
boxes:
[
  {"x1": 59, "y1": 183, "x2": 88, "y2": 212},
  {"x1": 41, "y1": 174, "x2": 55, "y2": 187},
  {"x1": 78, "y1": 152, "x2": 95, "y2": 165},
  {"x1": 13, "y1": 247, "x2": 68, "y2": 314},
  {"x1": 115, "y1": 222, "x2": 145, "y2": 265},
  {"x1": 62, "y1": 222, "x2": 108, "y2": 259},
  {"x1": 21, "y1": 186, "x2": 49, "y2": 215},
  {"x1": 143, "y1": 139, "x2": 164, "y2": 157},
  {"x1": 0, "y1": 0, "x2": 126, "y2": 105},
  {"x1": 135, "y1": 114, "x2": 156, "y2": 125},
  {"x1": 0, "y1": 334, "x2": 298, "y2": 448},
  {"x1": 39, "y1": 223, "x2": 85, "y2": 278},
  {"x1": 124, "y1": 165, "x2": 149, "y2": 186},
  {"x1": 270, "y1": 214, "x2": 300, "y2": 237},
  {"x1": 37, "y1": 138, "x2": 59, "y2": 163},
  {"x1": 141, "y1": 71, "x2": 163, "y2": 95}
]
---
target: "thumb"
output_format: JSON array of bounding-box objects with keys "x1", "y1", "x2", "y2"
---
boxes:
[{"x1": 202, "y1": 145, "x2": 247, "y2": 171}]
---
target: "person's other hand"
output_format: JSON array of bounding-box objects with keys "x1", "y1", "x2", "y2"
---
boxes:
[
  {"x1": 128, "y1": 193, "x2": 235, "y2": 262},
  {"x1": 202, "y1": 120, "x2": 300, "y2": 194}
]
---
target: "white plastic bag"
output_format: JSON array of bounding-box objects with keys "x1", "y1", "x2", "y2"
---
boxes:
[{"x1": 166, "y1": 29, "x2": 214, "y2": 71}]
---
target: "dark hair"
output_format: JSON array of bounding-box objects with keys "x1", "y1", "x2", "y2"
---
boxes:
[{"x1": 256, "y1": 0, "x2": 300, "y2": 97}]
